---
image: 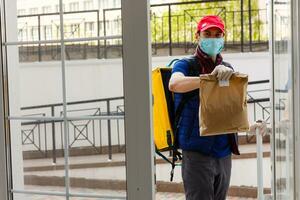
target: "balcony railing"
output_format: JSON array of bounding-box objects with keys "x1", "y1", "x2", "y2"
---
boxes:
[{"x1": 15, "y1": 0, "x2": 269, "y2": 62}]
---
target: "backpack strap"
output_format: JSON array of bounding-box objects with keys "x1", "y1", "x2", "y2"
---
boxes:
[
  {"x1": 167, "y1": 59, "x2": 180, "y2": 67},
  {"x1": 168, "y1": 55, "x2": 201, "y2": 181},
  {"x1": 172, "y1": 55, "x2": 200, "y2": 146}
]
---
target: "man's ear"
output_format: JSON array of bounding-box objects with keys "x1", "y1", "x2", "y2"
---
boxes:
[{"x1": 194, "y1": 32, "x2": 200, "y2": 42}]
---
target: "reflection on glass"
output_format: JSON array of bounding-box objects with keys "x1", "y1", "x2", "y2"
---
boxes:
[
  {"x1": 64, "y1": 41, "x2": 125, "y2": 197},
  {"x1": 16, "y1": 0, "x2": 60, "y2": 42},
  {"x1": 273, "y1": 0, "x2": 294, "y2": 199},
  {"x1": 6, "y1": 45, "x2": 63, "y2": 116},
  {"x1": 6, "y1": 0, "x2": 126, "y2": 199},
  {"x1": 9, "y1": 119, "x2": 67, "y2": 199}
]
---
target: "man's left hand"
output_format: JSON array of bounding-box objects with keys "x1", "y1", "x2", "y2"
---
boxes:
[{"x1": 211, "y1": 65, "x2": 233, "y2": 81}]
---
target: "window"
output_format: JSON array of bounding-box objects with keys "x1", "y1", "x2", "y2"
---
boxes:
[
  {"x1": 70, "y1": 24, "x2": 80, "y2": 37},
  {"x1": 102, "y1": 0, "x2": 108, "y2": 9},
  {"x1": 69, "y1": 2, "x2": 79, "y2": 12},
  {"x1": 116, "y1": 0, "x2": 121, "y2": 7},
  {"x1": 99, "y1": 21, "x2": 103, "y2": 31},
  {"x1": 29, "y1": 8, "x2": 38, "y2": 15},
  {"x1": 18, "y1": 28, "x2": 27, "y2": 41},
  {"x1": 55, "y1": 4, "x2": 65, "y2": 12},
  {"x1": 85, "y1": 22, "x2": 94, "y2": 33},
  {"x1": 43, "y1": 26, "x2": 52, "y2": 40},
  {"x1": 42, "y1": 6, "x2": 51, "y2": 14},
  {"x1": 30, "y1": 26, "x2": 39, "y2": 41},
  {"x1": 106, "y1": 21, "x2": 110, "y2": 30},
  {"x1": 55, "y1": 5, "x2": 59, "y2": 12},
  {"x1": 113, "y1": 0, "x2": 120, "y2": 8},
  {"x1": 1, "y1": 0, "x2": 153, "y2": 199},
  {"x1": 84, "y1": 0, "x2": 93, "y2": 10},
  {"x1": 17, "y1": 9, "x2": 26, "y2": 16},
  {"x1": 108, "y1": 0, "x2": 119, "y2": 8},
  {"x1": 116, "y1": 17, "x2": 121, "y2": 34}
]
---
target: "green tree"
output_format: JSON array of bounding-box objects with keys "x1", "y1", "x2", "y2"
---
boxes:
[{"x1": 150, "y1": 0, "x2": 266, "y2": 47}]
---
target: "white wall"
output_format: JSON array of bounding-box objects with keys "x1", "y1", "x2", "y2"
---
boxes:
[
  {"x1": 20, "y1": 52, "x2": 271, "y2": 107},
  {"x1": 152, "y1": 52, "x2": 271, "y2": 82}
]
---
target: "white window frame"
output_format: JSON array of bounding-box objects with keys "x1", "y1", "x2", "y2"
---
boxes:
[
  {"x1": 0, "y1": 15, "x2": 9, "y2": 199},
  {"x1": 122, "y1": 0, "x2": 155, "y2": 198},
  {"x1": 271, "y1": 0, "x2": 300, "y2": 199},
  {"x1": 291, "y1": 0, "x2": 300, "y2": 199}
]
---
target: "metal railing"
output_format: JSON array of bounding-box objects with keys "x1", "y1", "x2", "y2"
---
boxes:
[
  {"x1": 20, "y1": 79, "x2": 272, "y2": 163},
  {"x1": 21, "y1": 97, "x2": 124, "y2": 163},
  {"x1": 247, "y1": 80, "x2": 271, "y2": 143},
  {"x1": 16, "y1": 0, "x2": 269, "y2": 62}
]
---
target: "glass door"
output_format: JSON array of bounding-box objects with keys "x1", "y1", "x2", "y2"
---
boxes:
[
  {"x1": 272, "y1": 0, "x2": 295, "y2": 199},
  {"x1": 0, "y1": 0, "x2": 132, "y2": 199}
]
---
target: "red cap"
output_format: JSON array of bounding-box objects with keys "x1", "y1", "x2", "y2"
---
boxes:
[{"x1": 197, "y1": 15, "x2": 225, "y2": 33}]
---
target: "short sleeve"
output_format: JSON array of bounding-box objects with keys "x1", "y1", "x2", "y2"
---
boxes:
[{"x1": 171, "y1": 60, "x2": 189, "y2": 76}]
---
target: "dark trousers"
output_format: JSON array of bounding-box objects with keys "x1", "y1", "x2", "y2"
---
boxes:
[{"x1": 182, "y1": 151, "x2": 232, "y2": 200}]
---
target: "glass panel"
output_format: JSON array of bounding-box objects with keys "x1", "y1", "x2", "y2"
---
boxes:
[
  {"x1": 19, "y1": 42, "x2": 62, "y2": 62},
  {"x1": 9, "y1": 119, "x2": 67, "y2": 197},
  {"x1": 63, "y1": 11, "x2": 100, "y2": 39},
  {"x1": 63, "y1": 0, "x2": 126, "y2": 198},
  {"x1": 64, "y1": 40, "x2": 102, "y2": 60},
  {"x1": 273, "y1": 0, "x2": 294, "y2": 199},
  {"x1": 150, "y1": 0, "x2": 269, "y2": 57},
  {"x1": 10, "y1": 0, "x2": 60, "y2": 43},
  {"x1": 5, "y1": 45, "x2": 63, "y2": 117},
  {"x1": 64, "y1": 41, "x2": 126, "y2": 197}
]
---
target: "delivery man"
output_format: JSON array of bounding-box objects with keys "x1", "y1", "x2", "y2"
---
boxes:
[{"x1": 169, "y1": 15, "x2": 266, "y2": 200}]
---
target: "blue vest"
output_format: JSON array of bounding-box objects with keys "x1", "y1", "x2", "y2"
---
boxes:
[{"x1": 172, "y1": 57, "x2": 239, "y2": 158}]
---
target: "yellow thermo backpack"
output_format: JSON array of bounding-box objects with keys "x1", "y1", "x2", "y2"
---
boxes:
[{"x1": 152, "y1": 56, "x2": 200, "y2": 181}]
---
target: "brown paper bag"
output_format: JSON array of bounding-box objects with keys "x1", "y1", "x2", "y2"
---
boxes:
[{"x1": 199, "y1": 73, "x2": 249, "y2": 136}]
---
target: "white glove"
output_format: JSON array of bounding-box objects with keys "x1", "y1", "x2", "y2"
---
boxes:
[
  {"x1": 248, "y1": 120, "x2": 267, "y2": 136},
  {"x1": 211, "y1": 65, "x2": 234, "y2": 81}
]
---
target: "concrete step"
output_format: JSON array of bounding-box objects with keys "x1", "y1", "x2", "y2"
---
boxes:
[
  {"x1": 22, "y1": 135, "x2": 271, "y2": 160},
  {"x1": 22, "y1": 143, "x2": 272, "y2": 198},
  {"x1": 23, "y1": 144, "x2": 271, "y2": 172},
  {"x1": 24, "y1": 176, "x2": 270, "y2": 198},
  {"x1": 24, "y1": 156, "x2": 272, "y2": 194}
]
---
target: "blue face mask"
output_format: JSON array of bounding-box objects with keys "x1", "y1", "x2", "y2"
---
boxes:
[{"x1": 199, "y1": 38, "x2": 224, "y2": 56}]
